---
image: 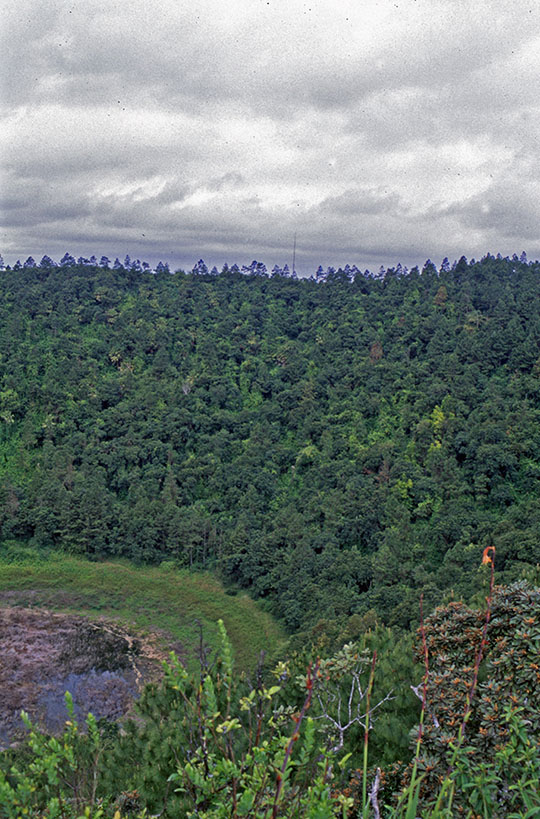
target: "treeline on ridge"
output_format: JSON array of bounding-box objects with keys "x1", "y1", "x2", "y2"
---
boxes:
[{"x1": 1, "y1": 253, "x2": 540, "y2": 631}]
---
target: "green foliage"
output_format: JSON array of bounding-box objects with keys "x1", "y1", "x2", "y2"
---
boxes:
[
  {"x1": 163, "y1": 655, "x2": 350, "y2": 817},
  {"x1": 289, "y1": 619, "x2": 418, "y2": 767},
  {"x1": 1, "y1": 586, "x2": 539, "y2": 817},
  {"x1": 381, "y1": 705, "x2": 540, "y2": 819},
  {"x1": 332, "y1": 581, "x2": 540, "y2": 818},
  {"x1": 0, "y1": 549, "x2": 285, "y2": 672},
  {"x1": 405, "y1": 581, "x2": 540, "y2": 816},
  {"x1": 2, "y1": 257, "x2": 540, "y2": 629},
  {"x1": 101, "y1": 623, "x2": 369, "y2": 816},
  {"x1": 3, "y1": 255, "x2": 540, "y2": 814},
  {"x1": 0, "y1": 694, "x2": 109, "y2": 818}
]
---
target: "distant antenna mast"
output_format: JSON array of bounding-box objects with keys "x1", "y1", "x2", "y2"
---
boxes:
[{"x1": 292, "y1": 231, "x2": 297, "y2": 277}]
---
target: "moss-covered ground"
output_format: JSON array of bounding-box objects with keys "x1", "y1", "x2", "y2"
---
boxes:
[{"x1": 0, "y1": 546, "x2": 286, "y2": 671}]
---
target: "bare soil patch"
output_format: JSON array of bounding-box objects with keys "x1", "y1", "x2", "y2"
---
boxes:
[{"x1": 0, "y1": 605, "x2": 184, "y2": 747}]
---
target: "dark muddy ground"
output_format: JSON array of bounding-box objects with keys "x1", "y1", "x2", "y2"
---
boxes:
[{"x1": 0, "y1": 604, "x2": 184, "y2": 747}]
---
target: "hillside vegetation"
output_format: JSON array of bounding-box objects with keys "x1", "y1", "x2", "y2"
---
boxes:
[
  {"x1": 0, "y1": 548, "x2": 285, "y2": 671},
  {"x1": 1, "y1": 254, "x2": 540, "y2": 631},
  {"x1": 2, "y1": 577, "x2": 539, "y2": 817},
  {"x1": 1, "y1": 254, "x2": 540, "y2": 816}
]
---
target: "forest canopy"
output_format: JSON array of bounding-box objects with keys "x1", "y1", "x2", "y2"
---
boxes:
[{"x1": 1, "y1": 253, "x2": 540, "y2": 631}]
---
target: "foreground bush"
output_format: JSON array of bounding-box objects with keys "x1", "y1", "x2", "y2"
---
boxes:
[{"x1": 1, "y1": 581, "x2": 539, "y2": 817}]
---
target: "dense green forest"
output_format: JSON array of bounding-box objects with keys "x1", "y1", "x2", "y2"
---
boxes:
[
  {"x1": 2, "y1": 253, "x2": 540, "y2": 815},
  {"x1": 2, "y1": 254, "x2": 540, "y2": 632}
]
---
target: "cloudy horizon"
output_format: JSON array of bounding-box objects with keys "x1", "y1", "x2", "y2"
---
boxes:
[{"x1": 1, "y1": 0, "x2": 540, "y2": 275}]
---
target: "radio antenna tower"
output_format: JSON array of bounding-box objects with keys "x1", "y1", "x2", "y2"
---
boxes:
[{"x1": 292, "y1": 231, "x2": 297, "y2": 277}]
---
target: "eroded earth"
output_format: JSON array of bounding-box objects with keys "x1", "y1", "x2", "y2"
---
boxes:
[{"x1": 0, "y1": 603, "x2": 183, "y2": 747}]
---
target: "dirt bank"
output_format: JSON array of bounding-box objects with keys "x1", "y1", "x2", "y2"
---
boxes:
[{"x1": 0, "y1": 604, "x2": 184, "y2": 747}]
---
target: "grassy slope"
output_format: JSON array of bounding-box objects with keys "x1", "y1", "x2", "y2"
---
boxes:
[{"x1": 0, "y1": 549, "x2": 286, "y2": 671}]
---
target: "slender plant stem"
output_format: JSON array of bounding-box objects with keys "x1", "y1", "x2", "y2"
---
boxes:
[
  {"x1": 435, "y1": 547, "x2": 496, "y2": 815},
  {"x1": 405, "y1": 593, "x2": 430, "y2": 817},
  {"x1": 270, "y1": 660, "x2": 319, "y2": 819},
  {"x1": 362, "y1": 651, "x2": 377, "y2": 817}
]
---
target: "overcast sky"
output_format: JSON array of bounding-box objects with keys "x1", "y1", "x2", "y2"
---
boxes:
[{"x1": 2, "y1": 0, "x2": 540, "y2": 274}]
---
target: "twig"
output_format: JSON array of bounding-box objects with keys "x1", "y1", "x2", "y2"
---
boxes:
[
  {"x1": 369, "y1": 767, "x2": 382, "y2": 819},
  {"x1": 362, "y1": 652, "x2": 377, "y2": 816},
  {"x1": 410, "y1": 684, "x2": 440, "y2": 728}
]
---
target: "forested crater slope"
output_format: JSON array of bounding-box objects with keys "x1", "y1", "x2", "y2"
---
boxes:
[{"x1": 1, "y1": 255, "x2": 540, "y2": 630}]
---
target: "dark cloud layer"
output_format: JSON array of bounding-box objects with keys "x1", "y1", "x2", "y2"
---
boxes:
[{"x1": 2, "y1": 0, "x2": 540, "y2": 273}]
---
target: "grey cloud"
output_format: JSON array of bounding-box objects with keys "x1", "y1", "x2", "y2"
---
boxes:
[
  {"x1": 317, "y1": 189, "x2": 401, "y2": 217},
  {"x1": 439, "y1": 180, "x2": 540, "y2": 243},
  {"x1": 2, "y1": 0, "x2": 540, "y2": 271},
  {"x1": 5, "y1": 0, "x2": 536, "y2": 117},
  {"x1": 206, "y1": 172, "x2": 245, "y2": 191}
]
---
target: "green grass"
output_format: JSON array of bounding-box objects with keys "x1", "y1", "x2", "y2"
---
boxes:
[{"x1": 0, "y1": 545, "x2": 286, "y2": 671}]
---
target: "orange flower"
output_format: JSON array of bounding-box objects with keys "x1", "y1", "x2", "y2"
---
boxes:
[{"x1": 482, "y1": 546, "x2": 495, "y2": 565}]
